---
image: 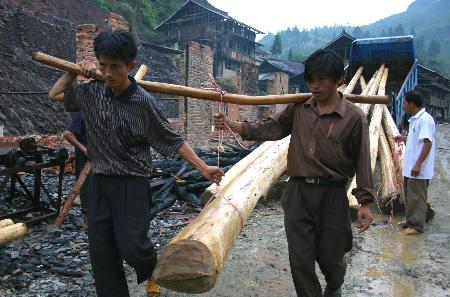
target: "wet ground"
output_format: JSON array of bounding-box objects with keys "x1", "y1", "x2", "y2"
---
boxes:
[
  {"x1": 1, "y1": 125, "x2": 449, "y2": 296},
  {"x1": 130, "y1": 124, "x2": 450, "y2": 297}
]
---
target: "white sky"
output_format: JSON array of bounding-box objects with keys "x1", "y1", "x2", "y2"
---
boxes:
[{"x1": 208, "y1": 0, "x2": 415, "y2": 35}]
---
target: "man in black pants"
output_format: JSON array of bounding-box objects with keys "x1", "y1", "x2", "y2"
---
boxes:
[
  {"x1": 49, "y1": 31, "x2": 223, "y2": 297},
  {"x1": 63, "y1": 112, "x2": 89, "y2": 228},
  {"x1": 214, "y1": 49, "x2": 375, "y2": 297}
]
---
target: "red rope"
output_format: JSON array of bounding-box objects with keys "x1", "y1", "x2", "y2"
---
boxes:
[{"x1": 201, "y1": 74, "x2": 245, "y2": 229}]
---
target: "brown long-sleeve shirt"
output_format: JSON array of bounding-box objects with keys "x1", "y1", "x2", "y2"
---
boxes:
[{"x1": 241, "y1": 94, "x2": 375, "y2": 204}]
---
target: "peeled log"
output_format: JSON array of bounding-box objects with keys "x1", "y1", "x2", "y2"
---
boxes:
[
  {"x1": 359, "y1": 76, "x2": 367, "y2": 90},
  {"x1": 378, "y1": 128, "x2": 400, "y2": 206},
  {"x1": 382, "y1": 105, "x2": 405, "y2": 203},
  {"x1": 200, "y1": 141, "x2": 275, "y2": 204},
  {"x1": 152, "y1": 137, "x2": 290, "y2": 293},
  {"x1": 0, "y1": 223, "x2": 27, "y2": 245},
  {"x1": 32, "y1": 52, "x2": 388, "y2": 105},
  {"x1": 344, "y1": 67, "x2": 363, "y2": 94},
  {"x1": 0, "y1": 219, "x2": 14, "y2": 229}
]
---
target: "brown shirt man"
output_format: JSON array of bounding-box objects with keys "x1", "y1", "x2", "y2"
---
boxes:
[{"x1": 241, "y1": 93, "x2": 375, "y2": 205}]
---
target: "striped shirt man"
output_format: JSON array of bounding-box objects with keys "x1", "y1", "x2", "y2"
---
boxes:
[{"x1": 64, "y1": 75, "x2": 184, "y2": 176}]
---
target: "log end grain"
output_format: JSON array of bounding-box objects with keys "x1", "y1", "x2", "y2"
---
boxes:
[{"x1": 153, "y1": 239, "x2": 217, "y2": 293}]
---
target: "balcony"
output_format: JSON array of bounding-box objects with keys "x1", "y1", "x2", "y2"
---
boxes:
[{"x1": 429, "y1": 97, "x2": 448, "y2": 109}]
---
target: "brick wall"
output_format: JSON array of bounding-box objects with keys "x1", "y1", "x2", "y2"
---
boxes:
[
  {"x1": 237, "y1": 61, "x2": 260, "y2": 122},
  {"x1": 267, "y1": 72, "x2": 290, "y2": 114},
  {"x1": 178, "y1": 41, "x2": 215, "y2": 149}
]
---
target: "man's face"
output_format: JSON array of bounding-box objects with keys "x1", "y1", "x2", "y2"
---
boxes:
[
  {"x1": 97, "y1": 56, "x2": 135, "y2": 90},
  {"x1": 403, "y1": 100, "x2": 414, "y2": 114},
  {"x1": 307, "y1": 74, "x2": 341, "y2": 102}
]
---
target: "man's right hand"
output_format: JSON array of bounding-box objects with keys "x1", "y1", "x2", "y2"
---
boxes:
[
  {"x1": 393, "y1": 135, "x2": 407, "y2": 143},
  {"x1": 78, "y1": 61, "x2": 98, "y2": 79},
  {"x1": 213, "y1": 112, "x2": 243, "y2": 134}
]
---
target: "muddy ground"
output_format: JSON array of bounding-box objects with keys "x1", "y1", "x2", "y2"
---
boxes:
[{"x1": 129, "y1": 124, "x2": 450, "y2": 297}]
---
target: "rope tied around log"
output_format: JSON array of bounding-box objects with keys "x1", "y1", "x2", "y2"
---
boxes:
[{"x1": 201, "y1": 74, "x2": 245, "y2": 229}]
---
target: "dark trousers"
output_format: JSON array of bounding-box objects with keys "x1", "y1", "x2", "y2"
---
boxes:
[
  {"x1": 87, "y1": 174, "x2": 157, "y2": 297},
  {"x1": 404, "y1": 177, "x2": 429, "y2": 232},
  {"x1": 281, "y1": 178, "x2": 352, "y2": 297}
]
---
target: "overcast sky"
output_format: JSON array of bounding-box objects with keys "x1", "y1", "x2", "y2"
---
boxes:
[{"x1": 208, "y1": 0, "x2": 415, "y2": 35}]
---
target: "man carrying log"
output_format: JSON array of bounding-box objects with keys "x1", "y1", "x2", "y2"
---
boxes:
[
  {"x1": 395, "y1": 90, "x2": 435, "y2": 235},
  {"x1": 63, "y1": 112, "x2": 89, "y2": 228},
  {"x1": 214, "y1": 49, "x2": 374, "y2": 297},
  {"x1": 48, "y1": 31, "x2": 224, "y2": 297}
]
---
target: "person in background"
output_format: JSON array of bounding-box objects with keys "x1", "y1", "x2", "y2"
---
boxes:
[{"x1": 395, "y1": 90, "x2": 436, "y2": 235}]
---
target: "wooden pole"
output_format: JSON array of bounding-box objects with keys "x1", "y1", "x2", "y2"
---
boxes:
[
  {"x1": 32, "y1": 52, "x2": 389, "y2": 105},
  {"x1": 359, "y1": 76, "x2": 367, "y2": 91},
  {"x1": 0, "y1": 223, "x2": 27, "y2": 245},
  {"x1": 0, "y1": 219, "x2": 14, "y2": 229},
  {"x1": 378, "y1": 128, "x2": 400, "y2": 206},
  {"x1": 344, "y1": 66, "x2": 363, "y2": 94},
  {"x1": 382, "y1": 105, "x2": 405, "y2": 203},
  {"x1": 134, "y1": 64, "x2": 148, "y2": 80},
  {"x1": 53, "y1": 162, "x2": 91, "y2": 227},
  {"x1": 152, "y1": 137, "x2": 290, "y2": 293}
]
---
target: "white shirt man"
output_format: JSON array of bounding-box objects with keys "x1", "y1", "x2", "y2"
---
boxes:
[{"x1": 396, "y1": 91, "x2": 436, "y2": 235}]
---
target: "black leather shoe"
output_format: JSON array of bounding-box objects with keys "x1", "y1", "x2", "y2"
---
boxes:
[{"x1": 324, "y1": 285, "x2": 342, "y2": 297}]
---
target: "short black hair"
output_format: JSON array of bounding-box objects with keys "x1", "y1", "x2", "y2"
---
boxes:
[
  {"x1": 404, "y1": 90, "x2": 423, "y2": 108},
  {"x1": 304, "y1": 49, "x2": 344, "y2": 83},
  {"x1": 93, "y1": 31, "x2": 137, "y2": 64}
]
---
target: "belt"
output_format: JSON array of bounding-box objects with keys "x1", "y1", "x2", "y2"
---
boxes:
[{"x1": 298, "y1": 177, "x2": 347, "y2": 187}]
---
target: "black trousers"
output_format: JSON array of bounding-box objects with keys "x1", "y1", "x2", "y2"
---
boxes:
[
  {"x1": 281, "y1": 178, "x2": 352, "y2": 297},
  {"x1": 87, "y1": 174, "x2": 157, "y2": 297}
]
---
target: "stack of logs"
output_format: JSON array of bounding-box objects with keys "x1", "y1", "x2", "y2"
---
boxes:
[
  {"x1": 345, "y1": 64, "x2": 405, "y2": 212},
  {"x1": 0, "y1": 219, "x2": 27, "y2": 246}
]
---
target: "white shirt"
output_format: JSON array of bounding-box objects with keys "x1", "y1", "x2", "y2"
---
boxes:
[{"x1": 403, "y1": 108, "x2": 436, "y2": 179}]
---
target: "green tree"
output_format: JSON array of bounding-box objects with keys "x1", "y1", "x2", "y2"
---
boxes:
[
  {"x1": 394, "y1": 23, "x2": 405, "y2": 36},
  {"x1": 288, "y1": 48, "x2": 293, "y2": 61},
  {"x1": 352, "y1": 26, "x2": 363, "y2": 38},
  {"x1": 380, "y1": 29, "x2": 387, "y2": 37},
  {"x1": 388, "y1": 27, "x2": 394, "y2": 36},
  {"x1": 427, "y1": 38, "x2": 442, "y2": 57},
  {"x1": 415, "y1": 35, "x2": 426, "y2": 55},
  {"x1": 271, "y1": 33, "x2": 282, "y2": 58}
]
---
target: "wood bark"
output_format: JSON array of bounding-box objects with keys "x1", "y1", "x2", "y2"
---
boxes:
[
  {"x1": 0, "y1": 223, "x2": 27, "y2": 245},
  {"x1": 33, "y1": 52, "x2": 389, "y2": 105},
  {"x1": 152, "y1": 137, "x2": 290, "y2": 293},
  {"x1": 0, "y1": 219, "x2": 14, "y2": 229}
]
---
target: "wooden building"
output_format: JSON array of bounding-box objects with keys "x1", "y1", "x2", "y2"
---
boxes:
[
  {"x1": 416, "y1": 64, "x2": 450, "y2": 123},
  {"x1": 291, "y1": 31, "x2": 355, "y2": 93},
  {"x1": 154, "y1": 0, "x2": 263, "y2": 78}
]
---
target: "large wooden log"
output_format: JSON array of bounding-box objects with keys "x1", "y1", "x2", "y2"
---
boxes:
[
  {"x1": 344, "y1": 66, "x2": 363, "y2": 94},
  {"x1": 152, "y1": 137, "x2": 290, "y2": 293},
  {"x1": 134, "y1": 64, "x2": 148, "y2": 80},
  {"x1": 200, "y1": 141, "x2": 275, "y2": 204},
  {"x1": 0, "y1": 223, "x2": 27, "y2": 245},
  {"x1": 0, "y1": 219, "x2": 14, "y2": 229},
  {"x1": 378, "y1": 128, "x2": 400, "y2": 207},
  {"x1": 32, "y1": 52, "x2": 389, "y2": 105},
  {"x1": 382, "y1": 105, "x2": 405, "y2": 203}
]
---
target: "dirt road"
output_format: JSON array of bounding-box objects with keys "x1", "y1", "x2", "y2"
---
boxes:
[{"x1": 129, "y1": 124, "x2": 450, "y2": 297}]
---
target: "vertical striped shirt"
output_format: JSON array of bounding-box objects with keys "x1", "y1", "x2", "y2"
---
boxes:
[{"x1": 64, "y1": 76, "x2": 185, "y2": 176}]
